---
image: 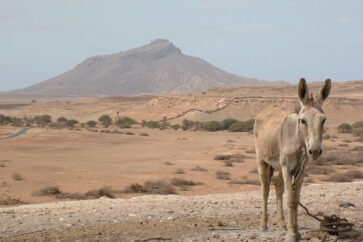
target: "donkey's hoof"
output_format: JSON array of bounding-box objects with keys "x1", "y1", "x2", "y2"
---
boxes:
[
  {"x1": 285, "y1": 235, "x2": 297, "y2": 242},
  {"x1": 260, "y1": 226, "x2": 268, "y2": 232}
]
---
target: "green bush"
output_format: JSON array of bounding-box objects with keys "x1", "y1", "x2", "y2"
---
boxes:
[
  {"x1": 99, "y1": 115, "x2": 112, "y2": 128},
  {"x1": 337, "y1": 123, "x2": 352, "y2": 133},
  {"x1": 41, "y1": 114, "x2": 52, "y2": 123},
  {"x1": 86, "y1": 120, "x2": 97, "y2": 128},
  {"x1": 221, "y1": 119, "x2": 238, "y2": 130},
  {"x1": 57, "y1": 117, "x2": 67, "y2": 123},
  {"x1": 203, "y1": 121, "x2": 222, "y2": 131},
  {"x1": 182, "y1": 119, "x2": 194, "y2": 130},
  {"x1": 145, "y1": 121, "x2": 160, "y2": 129},
  {"x1": 116, "y1": 116, "x2": 137, "y2": 128},
  {"x1": 228, "y1": 119, "x2": 255, "y2": 132},
  {"x1": 352, "y1": 121, "x2": 363, "y2": 129},
  {"x1": 170, "y1": 124, "x2": 180, "y2": 130},
  {"x1": 67, "y1": 119, "x2": 79, "y2": 128}
]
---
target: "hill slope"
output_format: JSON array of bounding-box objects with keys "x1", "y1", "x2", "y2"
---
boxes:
[{"x1": 5, "y1": 39, "x2": 268, "y2": 97}]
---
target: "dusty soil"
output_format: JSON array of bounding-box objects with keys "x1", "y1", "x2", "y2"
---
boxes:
[{"x1": 0, "y1": 182, "x2": 362, "y2": 241}]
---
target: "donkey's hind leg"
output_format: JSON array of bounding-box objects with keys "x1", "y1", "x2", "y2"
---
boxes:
[{"x1": 258, "y1": 160, "x2": 273, "y2": 231}]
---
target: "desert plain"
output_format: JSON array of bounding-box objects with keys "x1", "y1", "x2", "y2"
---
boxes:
[{"x1": 0, "y1": 81, "x2": 362, "y2": 241}]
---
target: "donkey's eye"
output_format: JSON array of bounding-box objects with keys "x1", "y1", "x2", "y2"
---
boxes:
[
  {"x1": 300, "y1": 119, "x2": 307, "y2": 126},
  {"x1": 322, "y1": 119, "x2": 326, "y2": 125}
]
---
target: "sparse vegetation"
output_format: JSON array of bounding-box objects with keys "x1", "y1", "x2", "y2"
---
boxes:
[
  {"x1": 86, "y1": 120, "x2": 97, "y2": 128},
  {"x1": 203, "y1": 121, "x2": 222, "y2": 131},
  {"x1": 85, "y1": 186, "x2": 115, "y2": 198},
  {"x1": 190, "y1": 166, "x2": 207, "y2": 172},
  {"x1": 33, "y1": 186, "x2": 61, "y2": 196},
  {"x1": 337, "y1": 123, "x2": 352, "y2": 133},
  {"x1": 182, "y1": 119, "x2": 194, "y2": 130},
  {"x1": 221, "y1": 119, "x2": 238, "y2": 130},
  {"x1": 174, "y1": 168, "x2": 186, "y2": 174},
  {"x1": 170, "y1": 124, "x2": 180, "y2": 130},
  {"x1": 116, "y1": 116, "x2": 137, "y2": 128},
  {"x1": 140, "y1": 133, "x2": 149, "y2": 136},
  {"x1": 163, "y1": 161, "x2": 175, "y2": 165},
  {"x1": 0, "y1": 196, "x2": 24, "y2": 205},
  {"x1": 123, "y1": 180, "x2": 175, "y2": 194},
  {"x1": 249, "y1": 168, "x2": 258, "y2": 174},
  {"x1": 216, "y1": 171, "x2": 231, "y2": 180},
  {"x1": 99, "y1": 115, "x2": 112, "y2": 128},
  {"x1": 57, "y1": 117, "x2": 67, "y2": 123},
  {"x1": 322, "y1": 170, "x2": 363, "y2": 183},
  {"x1": 352, "y1": 121, "x2": 363, "y2": 129},
  {"x1": 170, "y1": 178, "x2": 202, "y2": 186},
  {"x1": 228, "y1": 119, "x2": 255, "y2": 132},
  {"x1": 228, "y1": 178, "x2": 260, "y2": 185},
  {"x1": 123, "y1": 183, "x2": 147, "y2": 193},
  {"x1": 224, "y1": 161, "x2": 233, "y2": 167},
  {"x1": 214, "y1": 153, "x2": 245, "y2": 163},
  {"x1": 126, "y1": 132, "x2": 135, "y2": 135},
  {"x1": 323, "y1": 134, "x2": 331, "y2": 139},
  {"x1": 145, "y1": 120, "x2": 160, "y2": 129},
  {"x1": 12, "y1": 173, "x2": 23, "y2": 181}
]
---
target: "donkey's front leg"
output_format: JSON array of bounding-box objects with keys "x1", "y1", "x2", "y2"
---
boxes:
[{"x1": 281, "y1": 164, "x2": 299, "y2": 242}]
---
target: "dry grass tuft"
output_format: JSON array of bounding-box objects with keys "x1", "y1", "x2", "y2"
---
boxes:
[
  {"x1": 214, "y1": 153, "x2": 246, "y2": 163},
  {"x1": 224, "y1": 161, "x2": 233, "y2": 167},
  {"x1": 190, "y1": 166, "x2": 208, "y2": 172},
  {"x1": 216, "y1": 171, "x2": 231, "y2": 180},
  {"x1": 56, "y1": 193, "x2": 87, "y2": 200},
  {"x1": 170, "y1": 178, "x2": 203, "y2": 186},
  {"x1": 174, "y1": 168, "x2": 186, "y2": 174},
  {"x1": 33, "y1": 186, "x2": 60, "y2": 196},
  {"x1": 126, "y1": 132, "x2": 134, "y2": 135},
  {"x1": 140, "y1": 133, "x2": 149, "y2": 136},
  {"x1": 228, "y1": 178, "x2": 260, "y2": 185},
  {"x1": 123, "y1": 183, "x2": 148, "y2": 193},
  {"x1": 163, "y1": 161, "x2": 175, "y2": 165},
  {"x1": 0, "y1": 195, "x2": 24, "y2": 205},
  {"x1": 85, "y1": 186, "x2": 115, "y2": 198},
  {"x1": 245, "y1": 148, "x2": 256, "y2": 154},
  {"x1": 143, "y1": 180, "x2": 175, "y2": 194},
  {"x1": 306, "y1": 166, "x2": 335, "y2": 175},
  {"x1": 12, "y1": 173, "x2": 23, "y2": 181}
]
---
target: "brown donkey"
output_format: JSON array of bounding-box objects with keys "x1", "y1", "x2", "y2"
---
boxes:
[{"x1": 254, "y1": 78, "x2": 331, "y2": 242}]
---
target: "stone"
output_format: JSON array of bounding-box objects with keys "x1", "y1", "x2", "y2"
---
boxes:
[{"x1": 339, "y1": 202, "x2": 355, "y2": 208}]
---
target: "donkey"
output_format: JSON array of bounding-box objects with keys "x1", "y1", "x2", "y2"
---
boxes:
[{"x1": 254, "y1": 78, "x2": 331, "y2": 242}]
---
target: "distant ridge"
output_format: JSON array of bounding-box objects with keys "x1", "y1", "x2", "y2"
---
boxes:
[{"x1": 4, "y1": 39, "x2": 269, "y2": 97}]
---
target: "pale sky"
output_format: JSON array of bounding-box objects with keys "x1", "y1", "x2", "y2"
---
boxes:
[{"x1": 1, "y1": 0, "x2": 362, "y2": 91}]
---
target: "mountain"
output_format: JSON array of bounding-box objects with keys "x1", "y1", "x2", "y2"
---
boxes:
[{"x1": 5, "y1": 39, "x2": 269, "y2": 97}]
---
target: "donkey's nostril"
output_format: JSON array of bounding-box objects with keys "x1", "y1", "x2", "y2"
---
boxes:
[
  {"x1": 319, "y1": 150, "x2": 322, "y2": 155},
  {"x1": 309, "y1": 149, "x2": 312, "y2": 155}
]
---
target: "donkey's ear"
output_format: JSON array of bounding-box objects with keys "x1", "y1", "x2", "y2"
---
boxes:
[
  {"x1": 317, "y1": 78, "x2": 331, "y2": 105},
  {"x1": 298, "y1": 78, "x2": 309, "y2": 105}
]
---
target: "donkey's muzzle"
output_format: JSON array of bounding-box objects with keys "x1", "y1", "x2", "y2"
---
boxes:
[{"x1": 309, "y1": 149, "x2": 322, "y2": 160}]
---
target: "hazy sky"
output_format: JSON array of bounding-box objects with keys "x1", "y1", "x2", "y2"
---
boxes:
[{"x1": 1, "y1": 0, "x2": 362, "y2": 91}]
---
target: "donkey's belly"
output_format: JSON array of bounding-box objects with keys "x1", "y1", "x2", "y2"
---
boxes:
[{"x1": 265, "y1": 157, "x2": 282, "y2": 171}]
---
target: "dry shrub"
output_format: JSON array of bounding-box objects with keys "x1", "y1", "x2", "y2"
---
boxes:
[
  {"x1": 246, "y1": 148, "x2": 256, "y2": 154},
  {"x1": 33, "y1": 186, "x2": 60, "y2": 196},
  {"x1": 228, "y1": 178, "x2": 260, "y2": 185},
  {"x1": 214, "y1": 154, "x2": 231, "y2": 160},
  {"x1": 174, "y1": 168, "x2": 186, "y2": 174},
  {"x1": 0, "y1": 195, "x2": 24, "y2": 205},
  {"x1": 56, "y1": 193, "x2": 87, "y2": 200},
  {"x1": 224, "y1": 161, "x2": 233, "y2": 167},
  {"x1": 322, "y1": 134, "x2": 331, "y2": 140},
  {"x1": 337, "y1": 123, "x2": 352, "y2": 133},
  {"x1": 143, "y1": 180, "x2": 175, "y2": 194},
  {"x1": 126, "y1": 132, "x2": 134, "y2": 135},
  {"x1": 306, "y1": 166, "x2": 335, "y2": 175},
  {"x1": 123, "y1": 180, "x2": 175, "y2": 194},
  {"x1": 85, "y1": 186, "x2": 115, "y2": 198},
  {"x1": 344, "y1": 170, "x2": 363, "y2": 179},
  {"x1": 123, "y1": 183, "x2": 148, "y2": 193},
  {"x1": 316, "y1": 151, "x2": 362, "y2": 166},
  {"x1": 170, "y1": 178, "x2": 202, "y2": 186},
  {"x1": 0, "y1": 163, "x2": 6, "y2": 167},
  {"x1": 163, "y1": 161, "x2": 174, "y2": 165},
  {"x1": 214, "y1": 153, "x2": 246, "y2": 163},
  {"x1": 339, "y1": 143, "x2": 349, "y2": 147},
  {"x1": 322, "y1": 173, "x2": 352, "y2": 182},
  {"x1": 12, "y1": 173, "x2": 23, "y2": 181},
  {"x1": 249, "y1": 168, "x2": 258, "y2": 174},
  {"x1": 343, "y1": 140, "x2": 352, "y2": 143},
  {"x1": 140, "y1": 133, "x2": 149, "y2": 136},
  {"x1": 216, "y1": 171, "x2": 231, "y2": 180},
  {"x1": 190, "y1": 166, "x2": 207, "y2": 172},
  {"x1": 352, "y1": 127, "x2": 363, "y2": 137}
]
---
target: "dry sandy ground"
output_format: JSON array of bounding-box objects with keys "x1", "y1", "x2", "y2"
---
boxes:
[{"x1": 0, "y1": 182, "x2": 362, "y2": 241}]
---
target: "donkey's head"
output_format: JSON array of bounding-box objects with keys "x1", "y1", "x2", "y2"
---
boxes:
[{"x1": 297, "y1": 78, "x2": 331, "y2": 160}]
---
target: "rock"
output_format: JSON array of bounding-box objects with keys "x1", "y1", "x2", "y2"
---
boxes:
[
  {"x1": 211, "y1": 232, "x2": 220, "y2": 239},
  {"x1": 167, "y1": 216, "x2": 173, "y2": 221},
  {"x1": 339, "y1": 202, "x2": 355, "y2": 208}
]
